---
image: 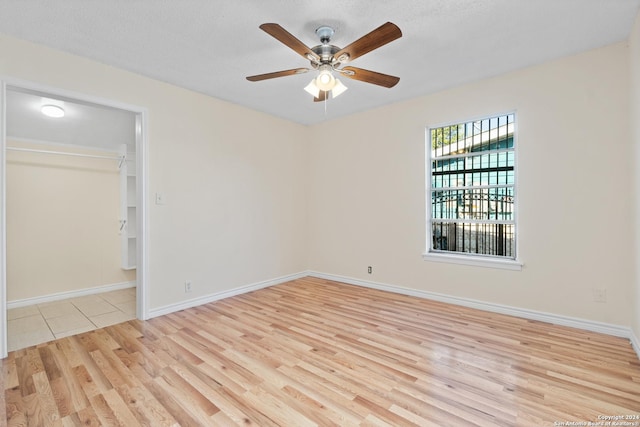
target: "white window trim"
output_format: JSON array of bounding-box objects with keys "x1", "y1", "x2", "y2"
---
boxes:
[
  {"x1": 422, "y1": 251, "x2": 523, "y2": 270},
  {"x1": 424, "y1": 111, "x2": 522, "y2": 270}
]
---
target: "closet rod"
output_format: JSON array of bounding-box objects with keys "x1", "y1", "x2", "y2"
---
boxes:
[{"x1": 6, "y1": 147, "x2": 123, "y2": 161}]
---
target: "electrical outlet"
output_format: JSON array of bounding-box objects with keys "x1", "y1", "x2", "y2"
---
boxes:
[
  {"x1": 367, "y1": 266, "x2": 372, "y2": 274},
  {"x1": 185, "y1": 280, "x2": 192, "y2": 293},
  {"x1": 592, "y1": 288, "x2": 606, "y2": 303}
]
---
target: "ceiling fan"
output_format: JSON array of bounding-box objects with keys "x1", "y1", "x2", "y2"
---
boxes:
[{"x1": 246, "y1": 22, "x2": 402, "y2": 102}]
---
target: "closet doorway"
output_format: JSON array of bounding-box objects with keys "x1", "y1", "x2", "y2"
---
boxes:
[{"x1": 0, "y1": 82, "x2": 147, "y2": 357}]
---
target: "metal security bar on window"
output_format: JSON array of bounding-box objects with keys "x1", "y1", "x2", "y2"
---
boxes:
[{"x1": 428, "y1": 113, "x2": 515, "y2": 258}]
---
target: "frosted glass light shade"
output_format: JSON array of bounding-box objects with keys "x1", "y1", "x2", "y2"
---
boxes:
[
  {"x1": 304, "y1": 74, "x2": 348, "y2": 99},
  {"x1": 332, "y1": 79, "x2": 348, "y2": 98},
  {"x1": 41, "y1": 104, "x2": 65, "y2": 118},
  {"x1": 304, "y1": 80, "x2": 320, "y2": 97}
]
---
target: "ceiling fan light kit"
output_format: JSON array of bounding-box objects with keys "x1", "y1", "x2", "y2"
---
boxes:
[
  {"x1": 304, "y1": 76, "x2": 347, "y2": 100},
  {"x1": 316, "y1": 65, "x2": 335, "y2": 90},
  {"x1": 305, "y1": 62, "x2": 347, "y2": 99},
  {"x1": 246, "y1": 21, "x2": 402, "y2": 102}
]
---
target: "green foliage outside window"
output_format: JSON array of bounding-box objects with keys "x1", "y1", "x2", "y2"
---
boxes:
[{"x1": 431, "y1": 124, "x2": 465, "y2": 149}]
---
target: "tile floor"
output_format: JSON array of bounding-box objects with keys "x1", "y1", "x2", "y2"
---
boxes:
[{"x1": 7, "y1": 287, "x2": 136, "y2": 352}]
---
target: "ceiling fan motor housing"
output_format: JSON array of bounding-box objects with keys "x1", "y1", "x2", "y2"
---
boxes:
[
  {"x1": 311, "y1": 26, "x2": 344, "y2": 68},
  {"x1": 311, "y1": 44, "x2": 340, "y2": 66}
]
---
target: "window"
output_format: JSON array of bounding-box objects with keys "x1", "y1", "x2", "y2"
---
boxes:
[{"x1": 426, "y1": 113, "x2": 519, "y2": 268}]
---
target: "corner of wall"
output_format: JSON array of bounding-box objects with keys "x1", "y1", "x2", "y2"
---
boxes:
[
  {"x1": 631, "y1": 8, "x2": 640, "y2": 355},
  {"x1": 631, "y1": 329, "x2": 640, "y2": 361}
]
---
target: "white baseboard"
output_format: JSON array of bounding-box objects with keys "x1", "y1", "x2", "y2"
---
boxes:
[
  {"x1": 308, "y1": 271, "x2": 635, "y2": 341},
  {"x1": 7, "y1": 281, "x2": 136, "y2": 309},
  {"x1": 147, "y1": 271, "x2": 308, "y2": 319}
]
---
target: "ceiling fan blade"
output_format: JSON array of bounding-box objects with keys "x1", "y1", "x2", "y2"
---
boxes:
[
  {"x1": 246, "y1": 68, "x2": 309, "y2": 82},
  {"x1": 260, "y1": 23, "x2": 320, "y2": 62},
  {"x1": 333, "y1": 22, "x2": 402, "y2": 63},
  {"x1": 341, "y1": 66, "x2": 400, "y2": 88},
  {"x1": 313, "y1": 90, "x2": 328, "y2": 102}
]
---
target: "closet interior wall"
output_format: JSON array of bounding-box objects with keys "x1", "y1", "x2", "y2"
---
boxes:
[{"x1": 6, "y1": 139, "x2": 136, "y2": 305}]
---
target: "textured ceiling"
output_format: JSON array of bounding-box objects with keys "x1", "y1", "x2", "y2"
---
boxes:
[{"x1": 0, "y1": 0, "x2": 639, "y2": 125}]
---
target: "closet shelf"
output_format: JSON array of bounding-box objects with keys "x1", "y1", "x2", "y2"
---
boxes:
[{"x1": 120, "y1": 144, "x2": 137, "y2": 270}]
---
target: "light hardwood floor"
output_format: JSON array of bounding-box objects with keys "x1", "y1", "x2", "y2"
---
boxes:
[{"x1": 2, "y1": 277, "x2": 639, "y2": 426}]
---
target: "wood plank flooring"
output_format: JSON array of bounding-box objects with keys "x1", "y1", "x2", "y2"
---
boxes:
[{"x1": 2, "y1": 276, "x2": 640, "y2": 426}]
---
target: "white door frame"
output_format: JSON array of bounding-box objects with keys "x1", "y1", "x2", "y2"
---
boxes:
[{"x1": 0, "y1": 78, "x2": 149, "y2": 358}]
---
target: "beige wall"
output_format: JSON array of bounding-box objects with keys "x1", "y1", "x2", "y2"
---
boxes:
[
  {"x1": 6, "y1": 140, "x2": 135, "y2": 300},
  {"x1": 0, "y1": 30, "x2": 637, "y2": 331},
  {"x1": 0, "y1": 35, "x2": 309, "y2": 310},
  {"x1": 308, "y1": 42, "x2": 634, "y2": 327},
  {"x1": 631, "y1": 12, "x2": 640, "y2": 341}
]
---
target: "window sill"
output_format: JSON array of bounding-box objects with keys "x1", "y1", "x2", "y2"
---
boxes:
[{"x1": 422, "y1": 252, "x2": 523, "y2": 271}]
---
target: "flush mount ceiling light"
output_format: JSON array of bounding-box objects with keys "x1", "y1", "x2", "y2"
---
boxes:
[
  {"x1": 246, "y1": 22, "x2": 402, "y2": 102},
  {"x1": 41, "y1": 104, "x2": 65, "y2": 118}
]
